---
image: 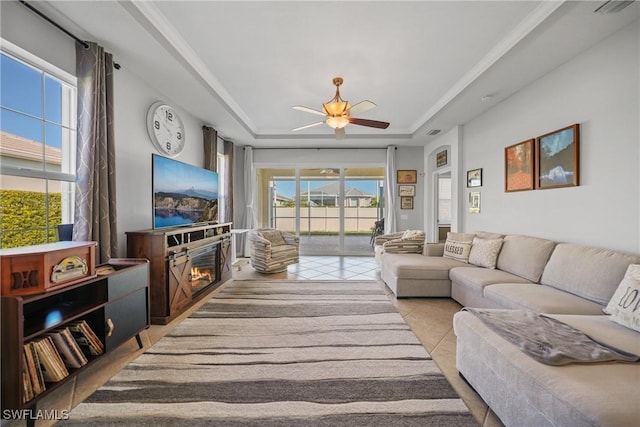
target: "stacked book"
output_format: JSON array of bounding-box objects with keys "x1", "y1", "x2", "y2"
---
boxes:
[{"x1": 22, "y1": 320, "x2": 103, "y2": 403}]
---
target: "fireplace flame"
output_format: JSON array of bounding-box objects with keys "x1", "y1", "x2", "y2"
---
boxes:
[{"x1": 190, "y1": 266, "x2": 212, "y2": 282}]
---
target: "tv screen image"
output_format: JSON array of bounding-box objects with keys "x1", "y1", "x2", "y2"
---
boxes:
[{"x1": 152, "y1": 154, "x2": 219, "y2": 228}]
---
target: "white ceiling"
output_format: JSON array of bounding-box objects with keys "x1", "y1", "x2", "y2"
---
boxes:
[{"x1": 38, "y1": 0, "x2": 639, "y2": 148}]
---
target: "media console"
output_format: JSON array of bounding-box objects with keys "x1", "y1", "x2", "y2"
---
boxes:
[{"x1": 126, "y1": 222, "x2": 232, "y2": 324}]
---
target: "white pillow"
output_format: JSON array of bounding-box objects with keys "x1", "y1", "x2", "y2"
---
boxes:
[
  {"x1": 604, "y1": 264, "x2": 640, "y2": 332},
  {"x1": 469, "y1": 237, "x2": 503, "y2": 269},
  {"x1": 401, "y1": 229, "x2": 424, "y2": 240},
  {"x1": 443, "y1": 232, "x2": 475, "y2": 263}
]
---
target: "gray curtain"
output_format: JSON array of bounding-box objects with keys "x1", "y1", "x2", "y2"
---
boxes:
[
  {"x1": 74, "y1": 42, "x2": 117, "y2": 263},
  {"x1": 223, "y1": 139, "x2": 234, "y2": 224},
  {"x1": 384, "y1": 145, "x2": 398, "y2": 234},
  {"x1": 203, "y1": 126, "x2": 217, "y2": 171},
  {"x1": 242, "y1": 146, "x2": 258, "y2": 256}
]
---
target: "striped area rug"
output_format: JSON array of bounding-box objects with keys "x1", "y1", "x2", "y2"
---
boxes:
[{"x1": 61, "y1": 280, "x2": 477, "y2": 426}]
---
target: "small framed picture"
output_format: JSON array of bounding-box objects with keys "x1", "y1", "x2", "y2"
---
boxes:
[
  {"x1": 437, "y1": 150, "x2": 448, "y2": 167},
  {"x1": 469, "y1": 191, "x2": 480, "y2": 214},
  {"x1": 467, "y1": 168, "x2": 482, "y2": 188},
  {"x1": 400, "y1": 196, "x2": 414, "y2": 209},
  {"x1": 397, "y1": 170, "x2": 417, "y2": 184},
  {"x1": 398, "y1": 185, "x2": 415, "y2": 196}
]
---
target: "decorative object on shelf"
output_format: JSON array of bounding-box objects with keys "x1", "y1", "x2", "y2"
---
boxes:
[
  {"x1": 436, "y1": 150, "x2": 448, "y2": 167},
  {"x1": 146, "y1": 102, "x2": 186, "y2": 157},
  {"x1": 536, "y1": 124, "x2": 580, "y2": 189},
  {"x1": 469, "y1": 191, "x2": 481, "y2": 213},
  {"x1": 505, "y1": 139, "x2": 535, "y2": 192},
  {"x1": 398, "y1": 185, "x2": 415, "y2": 196},
  {"x1": 400, "y1": 196, "x2": 414, "y2": 210},
  {"x1": 467, "y1": 168, "x2": 482, "y2": 188},
  {"x1": 397, "y1": 170, "x2": 417, "y2": 184},
  {"x1": 0, "y1": 242, "x2": 97, "y2": 296}
]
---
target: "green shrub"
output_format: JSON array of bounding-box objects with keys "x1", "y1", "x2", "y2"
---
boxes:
[{"x1": 0, "y1": 190, "x2": 62, "y2": 249}]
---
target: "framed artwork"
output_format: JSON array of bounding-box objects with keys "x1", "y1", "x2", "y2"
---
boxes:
[
  {"x1": 469, "y1": 191, "x2": 480, "y2": 214},
  {"x1": 398, "y1": 185, "x2": 415, "y2": 196},
  {"x1": 397, "y1": 170, "x2": 417, "y2": 184},
  {"x1": 400, "y1": 196, "x2": 414, "y2": 209},
  {"x1": 505, "y1": 139, "x2": 535, "y2": 192},
  {"x1": 436, "y1": 150, "x2": 448, "y2": 167},
  {"x1": 467, "y1": 168, "x2": 482, "y2": 188},
  {"x1": 536, "y1": 124, "x2": 580, "y2": 189}
]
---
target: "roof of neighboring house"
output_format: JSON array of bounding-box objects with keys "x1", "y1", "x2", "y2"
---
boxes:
[
  {"x1": 0, "y1": 131, "x2": 62, "y2": 165},
  {"x1": 275, "y1": 193, "x2": 292, "y2": 202},
  {"x1": 300, "y1": 183, "x2": 373, "y2": 198}
]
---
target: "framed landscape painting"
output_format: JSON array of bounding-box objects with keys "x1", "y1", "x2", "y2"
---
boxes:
[
  {"x1": 467, "y1": 168, "x2": 482, "y2": 188},
  {"x1": 505, "y1": 139, "x2": 534, "y2": 192},
  {"x1": 536, "y1": 124, "x2": 580, "y2": 189}
]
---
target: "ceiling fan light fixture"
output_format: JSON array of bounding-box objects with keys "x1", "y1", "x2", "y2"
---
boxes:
[{"x1": 325, "y1": 116, "x2": 350, "y2": 129}]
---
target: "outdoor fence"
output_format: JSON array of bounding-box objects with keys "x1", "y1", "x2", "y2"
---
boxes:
[{"x1": 272, "y1": 206, "x2": 379, "y2": 234}]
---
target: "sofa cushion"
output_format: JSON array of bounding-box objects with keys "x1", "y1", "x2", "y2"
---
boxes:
[
  {"x1": 401, "y1": 229, "x2": 424, "y2": 240},
  {"x1": 469, "y1": 237, "x2": 503, "y2": 269},
  {"x1": 604, "y1": 264, "x2": 640, "y2": 332},
  {"x1": 484, "y1": 283, "x2": 605, "y2": 315},
  {"x1": 474, "y1": 231, "x2": 505, "y2": 240},
  {"x1": 496, "y1": 235, "x2": 555, "y2": 282},
  {"x1": 443, "y1": 232, "x2": 475, "y2": 263},
  {"x1": 382, "y1": 253, "x2": 469, "y2": 280},
  {"x1": 450, "y1": 266, "x2": 531, "y2": 293},
  {"x1": 541, "y1": 243, "x2": 640, "y2": 306}
]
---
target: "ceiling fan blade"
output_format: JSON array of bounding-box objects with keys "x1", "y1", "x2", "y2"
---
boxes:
[
  {"x1": 292, "y1": 121, "x2": 324, "y2": 131},
  {"x1": 292, "y1": 105, "x2": 326, "y2": 117},
  {"x1": 348, "y1": 117, "x2": 390, "y2": 129},
  {"x1": 347, "y1": 100, "x2": 376, "y2": 115},
  {"x1": 335, "y1": 128, "x2": 346, "y2": 139}
]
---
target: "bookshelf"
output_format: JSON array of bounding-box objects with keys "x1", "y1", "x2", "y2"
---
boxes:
[{"x1": 1, "y1": 258, "x2": 150, "y2": 412}]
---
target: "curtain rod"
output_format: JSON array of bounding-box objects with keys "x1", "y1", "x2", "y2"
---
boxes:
[
  {"x1": 243, "y1": 146, "x2": 393, "y2": 150},
  {"x1": 19, "y1": 1, "x2": 90, "y2": 49}
]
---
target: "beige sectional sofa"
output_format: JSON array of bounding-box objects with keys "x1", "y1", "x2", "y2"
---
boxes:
[{"x1": 378, "y1": 231, "x2": 640, "y2": 427}]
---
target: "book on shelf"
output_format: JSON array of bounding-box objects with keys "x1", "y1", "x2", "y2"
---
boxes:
[
  {"x1": 67, "y1": 320, "x2": 104, "y2": 356},
  {"x1": 21, "y1": 350, "x2": 34, "y2": 403},
  {"x1": 32, "y1": 336, "x2": 69, "y2": 382},
  {"x1": 24, "y1": 341, "x2": 46, "y2": 396},
  {"x1": 46, "y1": 328, "x2": 87, "y2": 369}
]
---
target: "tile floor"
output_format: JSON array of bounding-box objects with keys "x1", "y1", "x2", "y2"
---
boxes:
[{"x1": 13, "y1": 256, "x2": 503, "y2": 427}]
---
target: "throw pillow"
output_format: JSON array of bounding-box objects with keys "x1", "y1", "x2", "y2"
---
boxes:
[
  {"x1": 604, "y1": 264, "x2": 640, "y2": 332},
  {"x1": 401, "y1": 229, "x2": 424, "y2": 240},
  {"x1": 469, "y1": 237, "x2": 504, "y2": 269},
  {"x1": 443, "y1": 232, "x2": 475, "y2": 263},
  {"x1": 259, "y1": 230, "x2": 286, "y2": 246}
]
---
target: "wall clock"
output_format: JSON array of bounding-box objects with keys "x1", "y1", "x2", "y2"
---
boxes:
[{"x1": 146, "y1": 102, "x2": 186, "y2": 157}]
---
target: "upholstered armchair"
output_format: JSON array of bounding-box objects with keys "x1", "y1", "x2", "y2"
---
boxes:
[
  {"x1": 248, "y1": 228, "x2": 300, "y2": 273},
  {"x1": 373, "y1": 229, "x2": 426, "y2": 264}
]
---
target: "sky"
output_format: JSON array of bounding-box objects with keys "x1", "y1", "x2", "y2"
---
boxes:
[
  {"x1": 1, "y1": 53, "x2": 64, "y2": 148},
  {"x1": 274, "y1": 180, "x2": 381, "y2": 199}
]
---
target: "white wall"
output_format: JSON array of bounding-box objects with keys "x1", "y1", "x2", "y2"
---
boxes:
[{"x1": 460, "y1": 22, "x2": 639, "y2": 253}]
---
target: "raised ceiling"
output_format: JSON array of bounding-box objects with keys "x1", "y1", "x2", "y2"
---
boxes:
[{"x1": 38, "y1": 1, "x2": 639, "y2": 147}]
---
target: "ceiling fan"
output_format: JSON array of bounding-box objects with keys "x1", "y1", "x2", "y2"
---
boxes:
[{"x1": 292, "y1": 77, "x2": 390, "y2": 139}]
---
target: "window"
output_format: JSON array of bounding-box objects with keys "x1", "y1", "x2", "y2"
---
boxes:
[{"x1": 0, "y1": 41, "x2": 77, "y2": 248}]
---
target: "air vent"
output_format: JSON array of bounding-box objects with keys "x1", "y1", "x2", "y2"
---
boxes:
[
  {"x1": 427, "y1": 129, "x2": 441, "y2": 136},
  {"x1": 594, "y1": 1, "x2": 635, "y2": 14}
]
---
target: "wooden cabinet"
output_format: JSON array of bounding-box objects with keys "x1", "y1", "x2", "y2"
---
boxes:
[
  {"x1": 127, "y1": 223, "x2": 232, "y2": 325},
  {"x1": 0, "y1": 259, "x2": 149, "y2": 411}
]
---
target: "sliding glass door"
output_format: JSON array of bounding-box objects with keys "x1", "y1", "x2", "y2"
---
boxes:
[{"x1": 258, "y1": 166, "x2": 384, "y2": 256}]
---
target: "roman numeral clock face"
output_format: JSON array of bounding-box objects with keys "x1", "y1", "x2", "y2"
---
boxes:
[{"x1": 146, "y1": 102, "x2": 186, "y2": 157}]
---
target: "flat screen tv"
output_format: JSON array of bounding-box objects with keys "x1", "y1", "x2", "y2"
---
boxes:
[{"x1": 152, "y1": 154, "x2": 219, "y2": 229}]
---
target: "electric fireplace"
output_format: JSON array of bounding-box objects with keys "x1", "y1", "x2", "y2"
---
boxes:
[{"x1": 188, "y1": 243, "x2": 219, "y2": 297}]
